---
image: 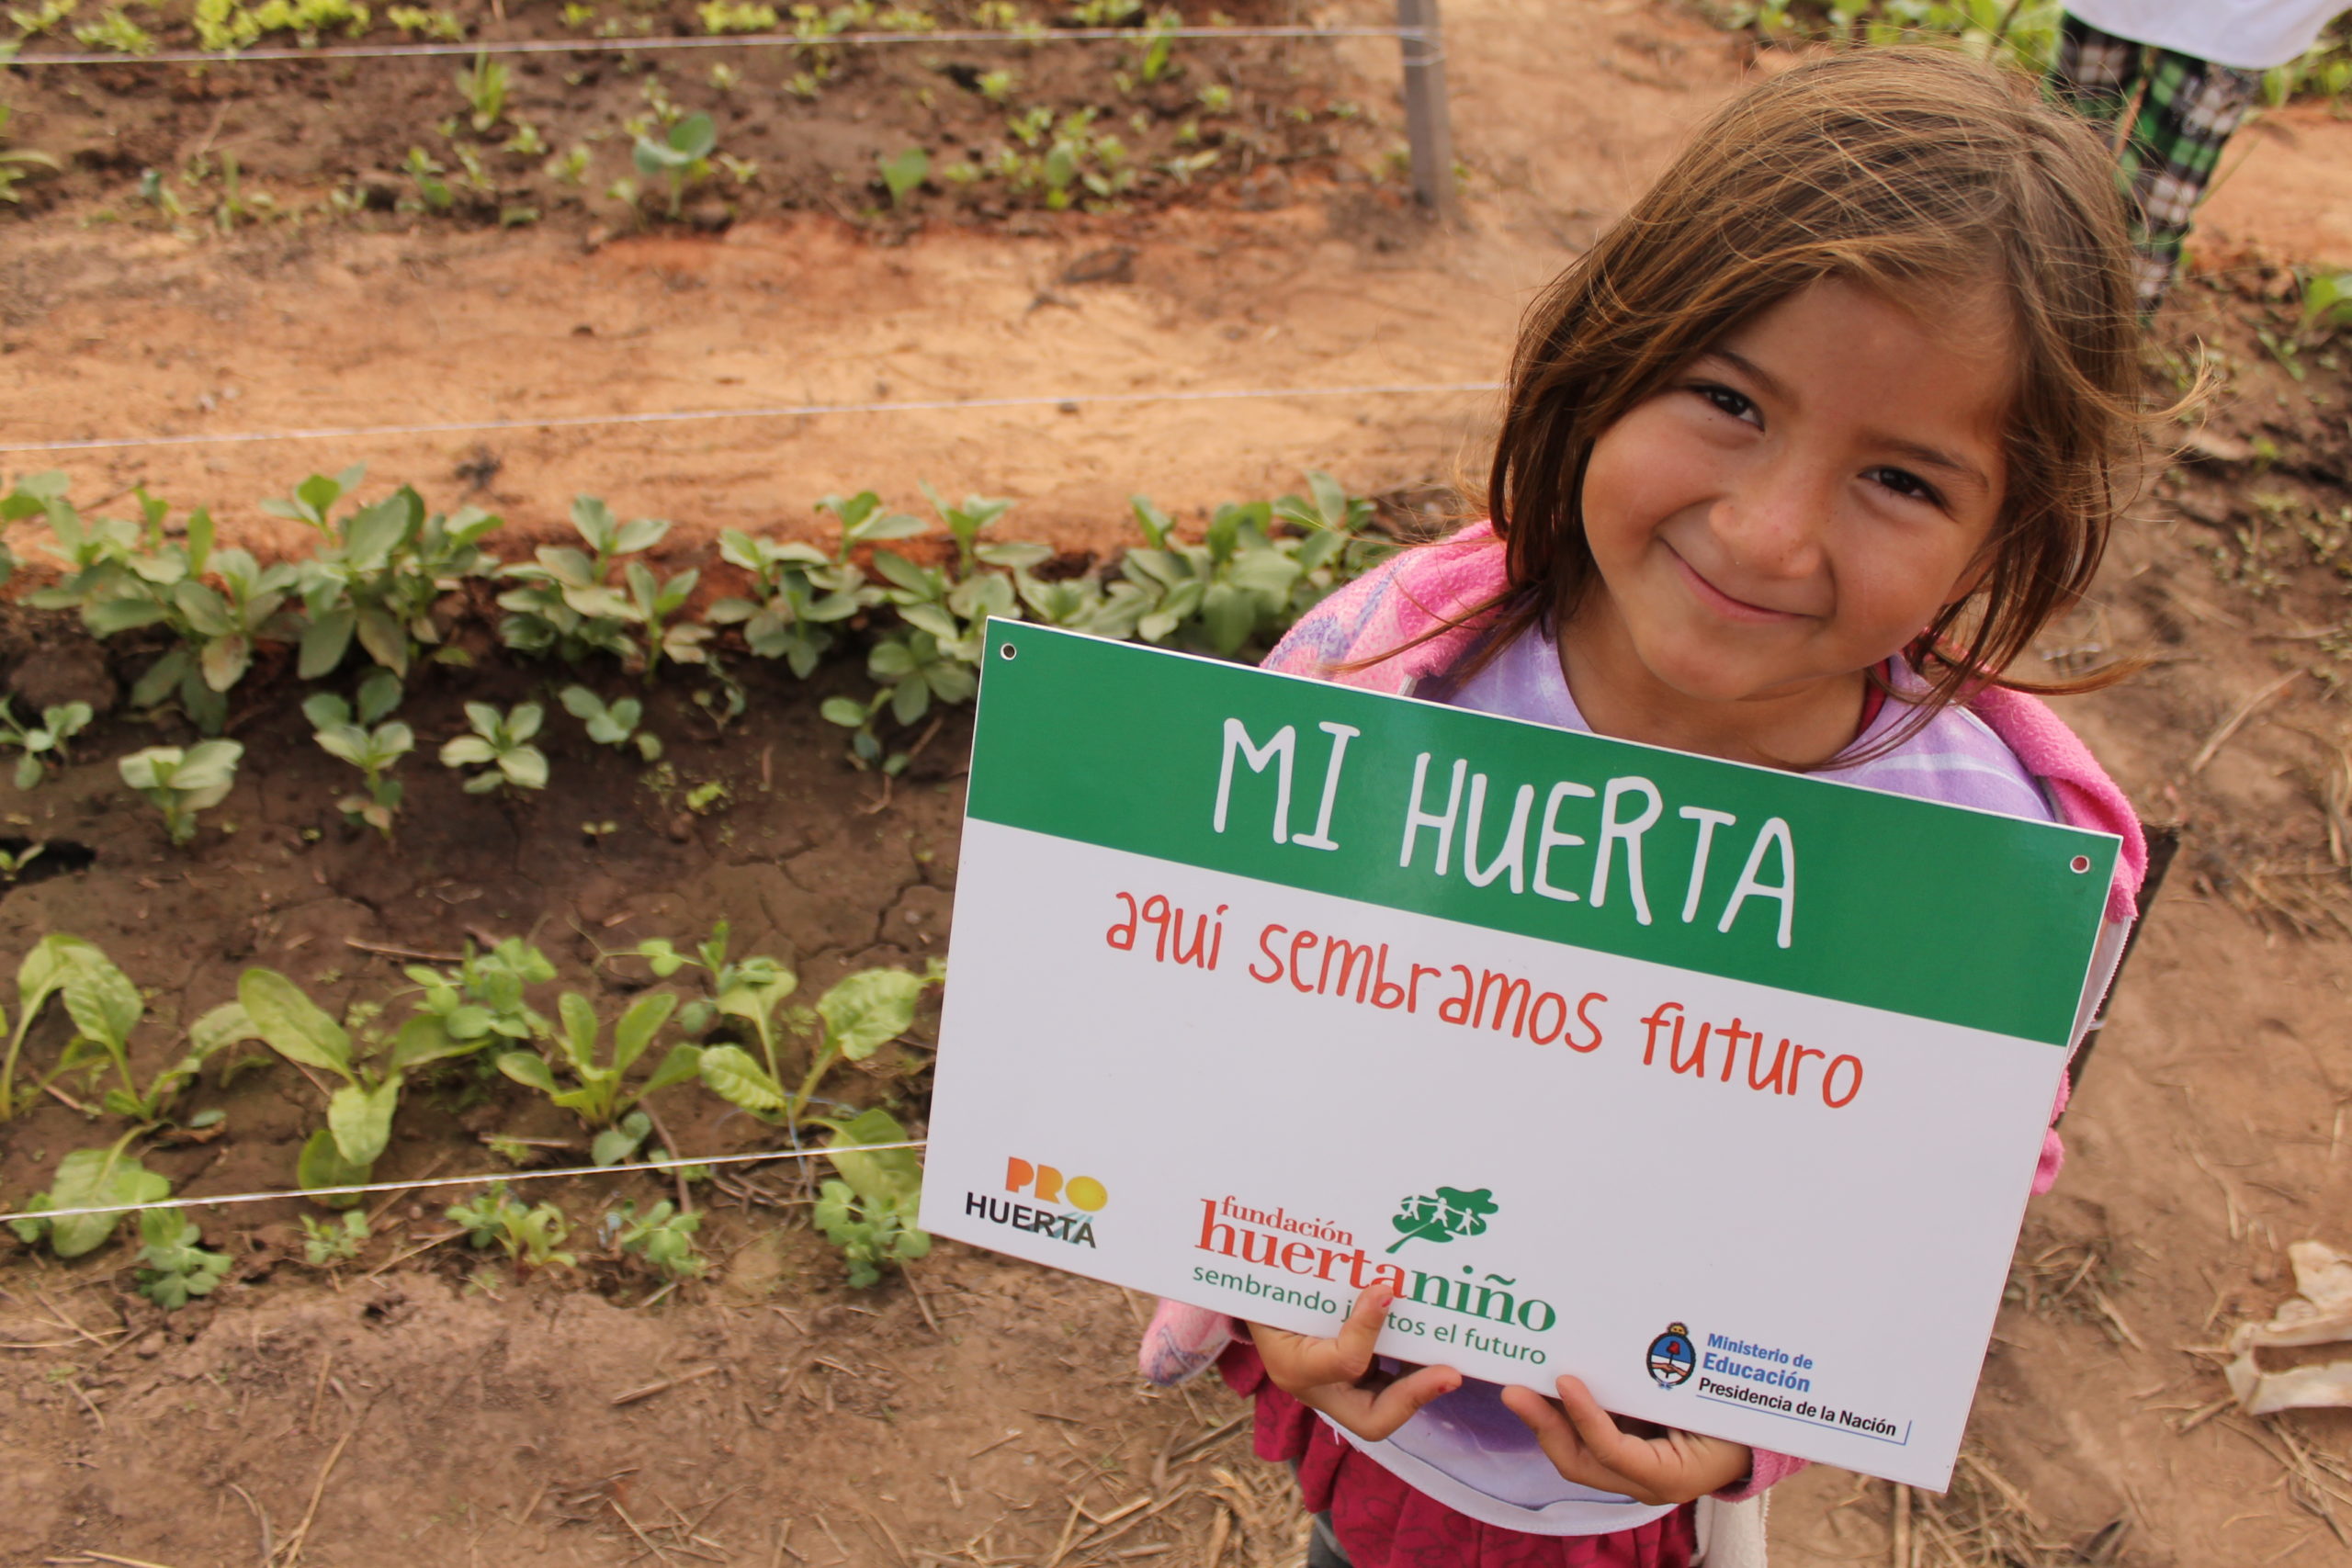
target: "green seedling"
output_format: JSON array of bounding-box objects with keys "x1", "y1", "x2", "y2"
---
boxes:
[
  {"x1": 305, "y1": 673, "x2": 413, "y2": 836},
  {"x1": 1136, "y1": 7, "x2": 1177, "y2": 82},
  {"x1": 119, "y1": 740, "x2": 243, "y2": 846},
  {"x1": 24, "y1": 481, "x2": 295, "y2": 731},
  {"x1": 27, "y1": 933, "x2": 250, "y2": 1129},
  {"x1": 560, "y1": 685, "x2": 661, "y2": 761},
  {"x1": 812, "y1": 1108, "x2": 929, "y2": 1287},
  {"x1": 455, "y1": 51, "x2": 508, "y2": 131},
  {"x1": 0, "y1": 931, "x2": 79, "y2": 1120},
  {"x1": 632, "y1": 111, "x2": 717, "y2": 220},
  {"x1": 920, "y1": 481, "x2": 1042, "y2": 575},
  {"x1": 497, "y1": 989, "x2": 701, "y2": 1132},
  {"x1": 135, "y1": 1210, "x2": 231, "y2": 1308},
  {"x1": 8, "y1": 1132, "x2": 171, "y2": 1258},
  {"x1": 73, "y1": 7, "x2": 155, "y2": 52},
  {"x1": 614, "y1": 1197, "x2": 706, "y2": 1280},
  {"x1": 2301, "y1": 271, "x2": 2352, "y2": 342},
  {"x1": 447, "y1": 1182, "x2": 576, "y2": 1269},
  {"x1": 582, "y1": 819, "x2": 618, "y2": 844},
  {"x1": 0, "y1": 695, "x2": 93, "y2": 789},
  {"x1": 819, "y1": 688, "x2": 910, "y2": 775},
  {"x1": 268, "y1": 466, "x2": 504, "y2": 680},
  {"x1": 0, "y1": 843, "x2": 44, "y2": 884},
  {"x1": 684, "y1": 780, "x2": 729, "y2": 815},
  {"x1": 399, "y1": 936, "x2": 554, "y2": 1061},
  {"x1": 624, "y1": 558, "x2": 713, "y2": 676},
  {"x1": 592, "y1": 1108, "x2": 652, "y2": 1167},
  {"x1": 696, "y1": 962, "x2": 938, "y2": 1132},
  {"x1": 0, "y1": 103, "x2": 62, "y2": 205},
  {"x1": 237, "y1": 967, "x2": 476, "y2": 1205},
  {"x1": 707, "y1": 530, "x2": 874, "y2": 677},
  {"x1": 628, "y1": 919, "x2": 792, "y2": 1055},
  {"x1": 301, "y1": 1210, "x2": 369, "y2": 1265},
  {"x1": 439, "y1": 702, "x2": 548, "y2": 794},
  {"x1": 497, "y1": 496, "x2": 671, "y2": 665},
  {"x1": 404, "y1": 146, "x2": 454, "y2": 212},
  {"x1": 191, "y1": 0, "x2": 369, "y2": 51},
  {"x1": 878, "y1": 145, "x2": 928, "y2": 207},
  {"x1": 387, "y1": 4, "x2": 466, "y2": 38},
  {"x1": 1120, "y1": 471, "x2": 1388, "y2": 659},
  {"x1": 815, "y1": 490, "x2": 925, "y2": 563}
]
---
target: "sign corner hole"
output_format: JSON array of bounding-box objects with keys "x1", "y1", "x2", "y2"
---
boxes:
[
  {"x1": 2069, "y1": 854, "x2": 2091, "y2": 874},
  {"x1": 999, "y1": 642, "x2": 1018, "y2": 661}
]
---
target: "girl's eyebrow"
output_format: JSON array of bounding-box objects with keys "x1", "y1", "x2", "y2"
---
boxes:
[{"x1": 1703, "y1": 346, "x2": 1992, "y2": 495}]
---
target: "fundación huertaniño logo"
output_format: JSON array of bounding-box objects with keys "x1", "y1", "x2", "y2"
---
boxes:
[
  {"x1": 1646, "y1": 1323, "x2": 1698, "y2": 1388},
  {"x1": 1386, "y1": 1185, "x2": 1499, "y2": 1254}
]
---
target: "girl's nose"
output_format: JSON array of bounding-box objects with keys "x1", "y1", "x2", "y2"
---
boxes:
[{"x1": 1713, "y1": 455, "x2": 1832, "y2": 578}]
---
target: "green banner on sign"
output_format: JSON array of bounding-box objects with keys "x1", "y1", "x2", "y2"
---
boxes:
[{"x1": 965, "y1": 623, "x2": 2116, "y2": 1044}]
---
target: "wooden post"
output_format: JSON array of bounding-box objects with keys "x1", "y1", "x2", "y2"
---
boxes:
[{"x1": 1396, "y1": 0, "x2": 1453, "y2": 215}]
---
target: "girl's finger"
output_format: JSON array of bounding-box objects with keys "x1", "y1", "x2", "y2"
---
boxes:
[
  {"x1": 1551, "y1": 1375, "x2": 1658, "y2": 1484},
  {"x1": 1498, "y1": 1383, "x2": 1655, "y2": 1501},
  {"x1": 1328, "y1": 1284, "x2": 1396, "y2": 1376},
  {"x1": 1361, "y1": 1361, "x2": 1463, "y2": 1438}
]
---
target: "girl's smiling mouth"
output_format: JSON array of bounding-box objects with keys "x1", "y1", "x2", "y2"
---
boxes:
[{"x1": 1665, "y1": 545, "x2": 1810, "y2": 625}]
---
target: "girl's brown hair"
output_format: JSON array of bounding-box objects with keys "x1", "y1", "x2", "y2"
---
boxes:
[{"x1": 1423, "y1": 47, "x2": 2149, "y2": 751}]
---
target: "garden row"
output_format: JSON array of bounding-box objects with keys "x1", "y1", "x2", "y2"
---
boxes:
[
  {"x1": 1, "y1": 0, "x2": 1388, "y2": 229},
  {"x1": 0, "y1": 457, "x2": 1399, "y2": 1307}
]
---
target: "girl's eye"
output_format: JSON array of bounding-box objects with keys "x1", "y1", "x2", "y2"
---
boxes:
[
  {"x1": 1692, "y1": 384, "x2": 1758, "y2": 423},
  {"x1": 1866, "y1": 467, "x2": 1944, "y2": 507}
]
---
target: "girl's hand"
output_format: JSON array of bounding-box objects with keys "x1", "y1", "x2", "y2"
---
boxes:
[
  {"x1": 1498, "y1": 1375, "x2": 1753, "y2": 1506},
  {"x1": 1249, "y1": 1284, "x2": 1462, "y2": 1442}
]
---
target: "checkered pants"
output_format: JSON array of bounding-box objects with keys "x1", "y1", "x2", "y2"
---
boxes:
[{"x1": 2049, "y1": 12, "x2": 2265, "y2": 310}]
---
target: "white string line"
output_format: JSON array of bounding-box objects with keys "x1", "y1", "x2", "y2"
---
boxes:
[
  {"x1": 0, "y1": 379, "x2": 1507, "y2": 456},
  {"x1": 0, "y1": 1138, "x2": 930, "y2": 1225},
  {"x1": 4, "y1": 23, "x2": 1424, "y2": 68}
]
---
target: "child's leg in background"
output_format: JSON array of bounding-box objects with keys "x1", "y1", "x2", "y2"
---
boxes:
[{"x1": 2048, "y1": 12, "x2": 2264, "y2": 311}]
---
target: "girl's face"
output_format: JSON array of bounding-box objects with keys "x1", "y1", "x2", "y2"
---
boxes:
[{"x1": 1566, "y1": 276, "x2": 2012, "y2": 761}]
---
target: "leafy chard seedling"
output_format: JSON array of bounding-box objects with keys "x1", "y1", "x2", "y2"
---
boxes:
[
  {"x1": 301, "y1": 1210, "x2": 369, "y2": 1266},
  {"x1": 0, "y1": 696, "x2": 92, "y2": 790},
  {"x1": 25, "y1": 481, "x2": 292, "y2": 732},
  {"x1": 305, "y1": 672, "x2": 413, "y2": 835},
  {"x1": 399, "y1": 936, "x2": 554, "y2": 1060},
  {"x1": 266, "y1": 466, "x2": 503, "y2": 680},
  {"x1": 28, "y1": 933, "x2": 252, "y2": 1129},
  {"x1": 624, "y1": 558, "x2": 712, "y2": 676},
  {"x1": 448, "y1": 1182, "x2": 577, "y2": 1269},
  {"x1": 119, "y1": 740, "x2": 243, "y2": 846},
  {"x1": 613, "y1": 1197, "x2": 706, "y2": 1280},
  {"x1": 878, "y1": 145, "x2": 928, "y2": 207},
  {"x1": 439, "y1": 701, "x2": 548, "y2": 794},
  {"x1": 1119, "y1": 471, "x2": 1389, "y2": 659},
  {"x1": 135, "y1": 1211, "x2": 232, "y2": 1309},
  {"x1": 455, "y1": 51, "x2": 508, "y2": 131},
  {"x1": 707, "y1": 530, "x2": 873, "y2": 677},
  {"x1": 496, "y1": 989, "x2": 701, "y2": 1136},
  {"x1": 697, "y1": 962, "x2": 940, "y2": 1133},
  {"x1": 237, "y1": 967, "x2": 476, "y2": 1205},
  {"x1": 0, "y1": 843, "x2": 44, "y2": 884},
  {"x1": 815, "y1": 490, "x2": 926, "y2": 563},
  {"x1": 497, "y1": 496, "x2": 671, "y2": 666},
  {"x1": 813, "y1": 1107, "x2": 930, "y2": 1288},
  {"x1": 820, "y1": 689, "x2": 910, "y2": 775},
  {"x1": 628, "y1": 919, "x2": 792, "y2": 1059},
  {"x1": 8, "y1": 1133, "x2": 171, "y2": 1258},
  {"x1": 560, "y1": 685, "x2": 662, "y2": 761},
  {"x1": 632, "y1": 111, "x2": 717, "y2": 220}
]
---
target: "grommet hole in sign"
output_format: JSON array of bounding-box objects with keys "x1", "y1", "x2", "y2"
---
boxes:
[
  {"x1": 1000, "y1": 642, "x2": 1018, "y2": 661},
  {"x1": 2069, "y1": 855, "x2": 2091, "y2": 874}
]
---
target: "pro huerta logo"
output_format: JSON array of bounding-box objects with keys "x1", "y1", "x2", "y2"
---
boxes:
[{"x1": 1387, "y1": 1185, "x2": 1498, "y2": 1253}]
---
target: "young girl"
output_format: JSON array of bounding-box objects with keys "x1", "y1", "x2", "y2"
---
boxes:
[{"x1": 1138, "y1": 47, "x2": 2154, "y2": 1568}]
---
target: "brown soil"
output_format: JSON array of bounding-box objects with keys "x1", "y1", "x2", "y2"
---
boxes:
[
  {"x1": 3, "y1": 4, "x2": 2352, "y2": 1566},
  {"x1": 3, "y1": 0, "x2": 1392, "y2": 233}
]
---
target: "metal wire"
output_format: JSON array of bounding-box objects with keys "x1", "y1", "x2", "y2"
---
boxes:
[
  {"x1": 0, "y1": 379, "x2": 1506, "y2": 456},
  {"x1": 3, "y1": 23, "x2": 1423, "y2": 68},
  {"x1": 0, "y1": 1137, "x2": 929, "y2": 1225}
]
